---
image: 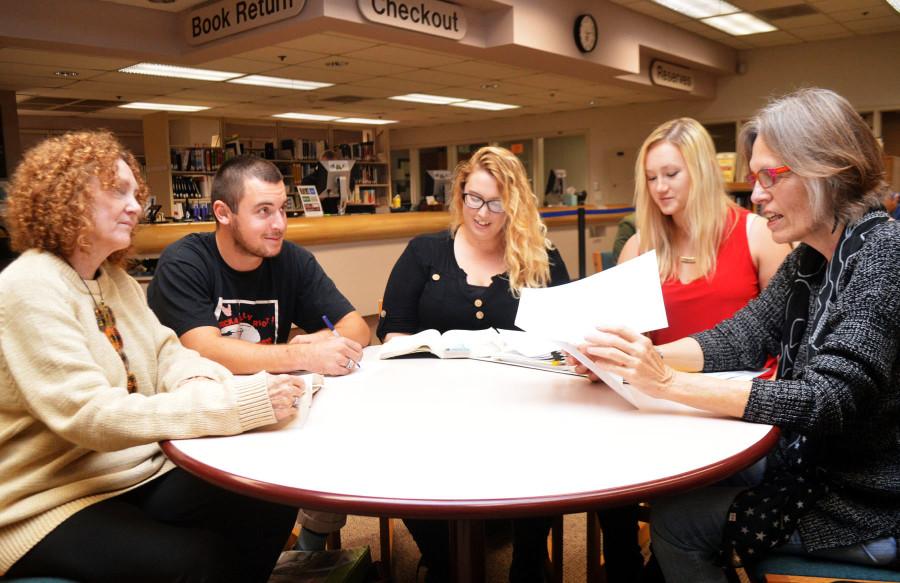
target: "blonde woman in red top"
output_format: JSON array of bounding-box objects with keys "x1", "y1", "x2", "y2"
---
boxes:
[{"x1": 603, "y1": 117, "x2": 791, "y2": 581}]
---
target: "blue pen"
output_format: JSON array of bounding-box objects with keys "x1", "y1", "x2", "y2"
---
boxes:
[{"x1": 322, "y1": 315, "x2": 360, "y2": 368}]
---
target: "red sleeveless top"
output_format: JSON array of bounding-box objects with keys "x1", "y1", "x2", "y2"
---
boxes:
[{"x1": 650, "y1": 208, "x2": 760, "y2": 345}]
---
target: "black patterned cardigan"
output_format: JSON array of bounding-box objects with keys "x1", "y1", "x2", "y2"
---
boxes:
[{"x1": 693, "y1": 214, "x2": 900, "y2": 552}]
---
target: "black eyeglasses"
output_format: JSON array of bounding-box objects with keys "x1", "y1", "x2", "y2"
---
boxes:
[{"x1": 463, "y1": 192, "x2": 505, "y2": 214}]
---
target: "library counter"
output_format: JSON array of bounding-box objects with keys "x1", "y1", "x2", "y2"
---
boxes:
[
  {"x1": 132, "y1": 206, "x2": 632, "y2": 255},
  {"x1": 132, "y1": 206, "x2": 632, "y2": 317}
]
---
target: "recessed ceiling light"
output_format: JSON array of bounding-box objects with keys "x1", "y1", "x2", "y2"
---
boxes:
[
  {"x1": 449, "y1": 100, "x2": 519, "y2": 111},
  {"x1": 324, "y1": 60, "x2": 349, "y2": 68},
  {"x1": 651, "y1": 0, "x2": 740, "y2": 18},
  {"x1": 702, "y1": 12, "x2": 776, "y2": 34},
  {"x1": 119, "y1": 63, "x2": 241, "y2": 82},
  {"x1": 229, "y1": 75, "x2": 333, "y2": 90},
  {"x1": 389, "y1": 93, "x2": 466, "y2": 105},
  {"x1": 54, "y1": 70, "x2": 79, "y2": 78},
  {"x1": 334, "y1": 117, "x2": 397, "y2": 125},
  {"x1": 119, "y1": 102, "x2": 211, "y2": 112},
  {"x1": 273, "y1": 112, "x2": 340, "y2": 121}
]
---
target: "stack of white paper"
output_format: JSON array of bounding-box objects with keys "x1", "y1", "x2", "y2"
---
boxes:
[{"x1": 515, "y1": 251, "x2": 669, "y2": 408}]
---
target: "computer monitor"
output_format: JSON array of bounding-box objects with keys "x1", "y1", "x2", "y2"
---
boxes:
[
  {"x1": 545, "y1": 168, "x2": 567, "y2": 196},
  {"x1": 321, "y1": 160, "x2": 356, "y2": 203},
  {"x1": 426, "y1": 170, "x2": 453, "y2": 202}
]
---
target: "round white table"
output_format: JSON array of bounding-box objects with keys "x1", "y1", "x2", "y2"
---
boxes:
[{"x1": 162, "y1": 346, "x2": 778, "y2": 581}]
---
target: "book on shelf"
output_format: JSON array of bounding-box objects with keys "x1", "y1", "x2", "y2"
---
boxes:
[
  {"x1": 172, "y1": 175, "x2": 211, "y2": 199},
  {"x1": 170, "y1": 147, "x2": 224, "y2": 172},
  {"x1": 297, "y1": 139, "x2": 328, "y2": 160},
  {"x1": 378, "y1": 328, "x2": 578, "y2": 374}
]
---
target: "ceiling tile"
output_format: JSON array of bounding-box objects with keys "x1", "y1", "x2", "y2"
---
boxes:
[
  {"x1": 789, "y1": 22, "x2": 853, "y2": 38},
  {"x1": 352, "y1": 76, "x2": 449, "y2": 93},
  {"x1": 160, "y1": 89, "x2": 248, "y2": 105},
  {"x1": 193, "y1": 57, "x2": 279, "y2": 75},
  {"x1": 843, "y1": 18, "x2": 900, "y2": 31},
  {"x1": 91, "y1": 71, "x2": 210, "y2": 89},
  {"x1": 808, "y1": 0, "x2": 885, "y2": 12},
  {"x1": 434, "y1": 60, "x2": 534, "y2": 79},
  {"x1": 626, "y1": 1, "x2": 692, "y2": 22},
  {"x1": 734, "y1": 0, "x2": 804, "y2": 10},
  {"x1": 38, "y1": 80, "x2": 160, "y2": 100},
  {"x1": 268, "y1": 64, "x2": 372, "y2": 84},
  {"x1": 0, "y1": 74, "x2": 77, "y2": 91},
  {"x1": 275, "y1": 33, "x2": 379, "y2": 54},
  {"x1": 291, "y1": 56, "x2": 416, "y2": 77},
  {"x1": 0, "y1": 48, "x2": 135, "y2": 71},
  {"x1": 455, "y1": 80, "x2": 549, "y2": 96},
  {"x1": 343, "y1": 44, "x2": 466, "y2": 68},
  {"x1": 828, "y1": 5, "x2": 898, "y2": 20},
  {"x1": 237, "y1": 46, "x2": 327, "y2": 65},
  {"x1": 768, "y1": 13, "x2": 834, "y2": 28},
  {"x1": 392, "y1": 69, "x2": 483, "y2": 87},
  {"x1": 0, "y1": 62, "x2": 106, "y2": 81},
  {"x1": 739, "y1": 30, "x2": 803, "y2": 45},
  {"x1": 510, "y1": 73, "x2": 597, "y2": 90},
  {"x1": 565, "y1": 83, "x2": 645, "y2": 98}
]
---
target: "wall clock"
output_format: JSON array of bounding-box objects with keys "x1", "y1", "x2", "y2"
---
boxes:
[{"x1": 574, "y1": 14, "x2": 598, "y2": 53}]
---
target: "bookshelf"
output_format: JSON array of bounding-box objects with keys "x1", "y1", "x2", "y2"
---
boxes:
[{"x1": 142, "y1": 114, "x2": 393, "y2": 221}]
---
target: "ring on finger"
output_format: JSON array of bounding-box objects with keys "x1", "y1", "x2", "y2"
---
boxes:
[
  {"x1": 345, "y1": 358, "x2": 354, "y2": 369},
  {"x1": 291, "y1": 396, "x2": 301, "y2": 408}
]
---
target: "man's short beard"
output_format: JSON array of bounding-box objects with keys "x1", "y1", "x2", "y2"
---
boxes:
[{"x1": 230, "y1": 218, "x2": 282, "y2": 259}]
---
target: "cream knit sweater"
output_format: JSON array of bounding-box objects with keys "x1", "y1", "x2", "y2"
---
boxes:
[{"x1": 0, "y1": 250, "x2": 278, "y2": 574}]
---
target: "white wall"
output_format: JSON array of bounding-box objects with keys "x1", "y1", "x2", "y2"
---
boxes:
[{"x1": 390, "y1": 32, "x2": 900, "y2": 206}]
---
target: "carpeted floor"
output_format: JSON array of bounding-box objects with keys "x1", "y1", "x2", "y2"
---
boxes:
[{"x1": 340, "y1": 512, "x2": 602, "y2": 583}]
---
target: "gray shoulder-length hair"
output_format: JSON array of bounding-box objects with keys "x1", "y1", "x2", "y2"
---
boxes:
[{"x1": 738, "y1": 87, "x2": 887, "y2": 227}]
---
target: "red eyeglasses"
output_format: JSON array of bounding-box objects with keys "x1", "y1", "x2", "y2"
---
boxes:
[{"x1": 746, "y1": 165, "x2": 791, "y2": 189}]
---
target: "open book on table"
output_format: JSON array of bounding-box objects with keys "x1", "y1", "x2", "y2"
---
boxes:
[{"x1": 378, "y1": 328, "x2": 580, "y2": 374}]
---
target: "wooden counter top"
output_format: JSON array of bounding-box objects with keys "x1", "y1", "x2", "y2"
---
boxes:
[{"x1": 132, "y1": 206, "x2": 633, "y2": 255}]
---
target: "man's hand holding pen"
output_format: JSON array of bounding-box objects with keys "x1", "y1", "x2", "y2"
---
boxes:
[{"x1": 286, "y1": 315, "x2": 363, "y2": 376}]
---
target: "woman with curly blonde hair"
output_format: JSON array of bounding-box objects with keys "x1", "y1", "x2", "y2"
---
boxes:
[
  {"x1": 377, "y1": 145, "x2": 569, "y2": 582},
  {"x1": 0, "y1": 131, "x2": 306, "y2": 582}
]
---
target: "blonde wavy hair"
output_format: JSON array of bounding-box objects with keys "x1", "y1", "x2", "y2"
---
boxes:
[
  {"x1": 449, "y1": 146, "x2": 552, "y2": 296},
  {"x1": 7, "y1": 130, "x2": 148, "y2": 267},
  {"x1": 634, "y1": 118, "x2": 737, "y2": 281}
]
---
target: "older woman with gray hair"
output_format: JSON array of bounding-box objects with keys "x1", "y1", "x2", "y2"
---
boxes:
[{"x1": 578, "y1": 87, "x2": 900, "y2": 580}]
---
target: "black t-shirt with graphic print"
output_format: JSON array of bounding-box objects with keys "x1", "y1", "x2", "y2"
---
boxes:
[{"x1": 147, "y1": 232, "x2": 354, "y2": 344}]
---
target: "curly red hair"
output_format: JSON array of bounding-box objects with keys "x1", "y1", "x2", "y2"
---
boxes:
[{"x1": 7, "y1": 130, "x2": 148, "y2": 267}]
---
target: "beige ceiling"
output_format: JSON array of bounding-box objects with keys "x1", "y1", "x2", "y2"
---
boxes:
[
  {"x1": 4, "y1": 0, "x2": 899, "y2": 126},
  {"x1": 613, "y1": 0, "x2": 900, "y2": 48}
]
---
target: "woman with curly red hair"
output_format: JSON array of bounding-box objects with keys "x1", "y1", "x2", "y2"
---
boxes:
[{"x1": 0, "y1": 131, "x2": 305, "y2": 582}]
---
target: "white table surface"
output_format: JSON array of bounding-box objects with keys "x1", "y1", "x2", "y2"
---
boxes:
[{"x1": 163, "y1": 346, "x2": 777, "y2": 519}]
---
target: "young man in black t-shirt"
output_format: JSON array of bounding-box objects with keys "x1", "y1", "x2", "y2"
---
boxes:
[{"x1": 147, "y1": 155, "x2": 369, "y2": 550}]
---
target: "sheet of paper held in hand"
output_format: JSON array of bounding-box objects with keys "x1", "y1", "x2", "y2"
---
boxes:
[{"x1": 515, "y1": 250, "x2": 676, "y2": 410}]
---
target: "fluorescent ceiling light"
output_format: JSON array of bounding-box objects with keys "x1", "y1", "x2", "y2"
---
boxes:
[
  {"x1": 334, "y1": 117, "x2": 397, "y2": 125},
  {"x1": 650, "y1": 0, "x2": 739, "y2": 18},
  {"x1": 449, "y1": 100, "x2": 519, "y2": 111},
  {"x1": 273, "y1": 112, "x2": 340, "y2": 121},
  {"x1": 119, "y1": 63, "x2": 241, "y2": 82},
  {"x1": 119, "y1": 102, "x2": 211, "y2": 112},
  {"x1": 229, "y1": 75, "x2": 333, "y2": 90},
  {"x1": 389, "y1": 93, "x2": 465, "y2": 105},
  {"x1": 886, "y1": 0, "x2": 900, "y2": 13},
  {"x1": 702, "y1": 12, "x2": 776, "y2": 35}
]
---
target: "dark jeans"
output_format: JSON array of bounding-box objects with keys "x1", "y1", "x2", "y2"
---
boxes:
[
  {"x1": 404, "y1": 516, "x2": 553, "y2": 583},
  {"x1": 6, "y1": 468, "x2": 297, "y2": 583},
  {"x1": 596, "y1": 505, "x2": 645, "y2": 583}
]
